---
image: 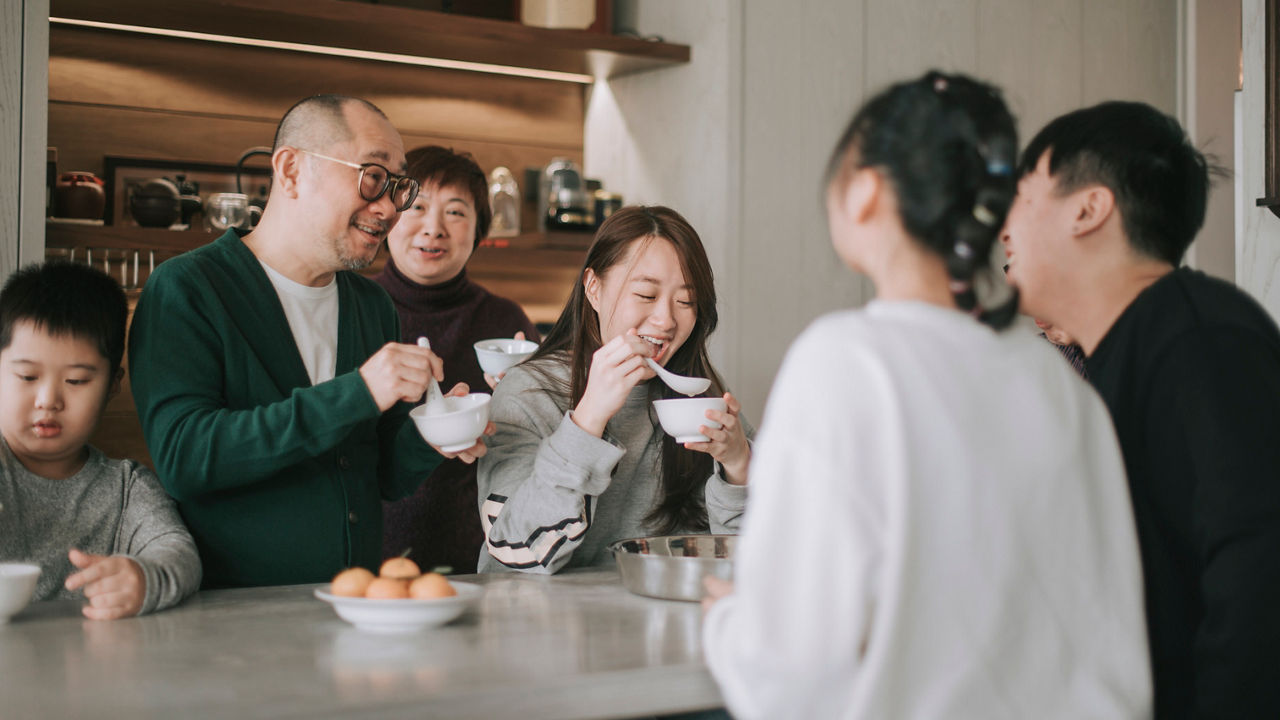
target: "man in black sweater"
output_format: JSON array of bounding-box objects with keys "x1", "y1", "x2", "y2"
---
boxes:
[{"x1": 1002, "y1": 101, "x2": 1280, "y2": 719}]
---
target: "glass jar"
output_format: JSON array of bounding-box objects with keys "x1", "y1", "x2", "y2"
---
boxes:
[
  {"x1": 488, "y1": 167, "x2": 520, "y2": 238},
  {"x1": 204, "y1": 193, "x2": 251, "y2": 233}
]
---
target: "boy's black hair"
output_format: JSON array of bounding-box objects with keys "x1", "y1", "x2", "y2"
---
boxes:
[
  {"x1": 0, "y1": 262, "x2": 129, "y2": 375},
  {"x1": 1018, "y1": 100, "x2": 1210, "y2": 266}
]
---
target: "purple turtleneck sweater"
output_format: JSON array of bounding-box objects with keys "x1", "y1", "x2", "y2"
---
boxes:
[{"x1": 374, "y1": 258, "x2": 539, "y2": 573}]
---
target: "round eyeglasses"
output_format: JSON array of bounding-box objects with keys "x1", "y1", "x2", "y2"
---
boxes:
[{"x1": 297, "y1": 149, "x2": 420, "y2": 212}]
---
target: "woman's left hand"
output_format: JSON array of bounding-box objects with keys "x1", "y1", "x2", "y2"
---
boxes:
[{"x1": 683, "y1": 391, "x2": 750, "y2": 485}]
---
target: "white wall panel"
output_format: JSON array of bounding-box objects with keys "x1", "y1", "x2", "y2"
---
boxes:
[
  {"x1": 735, "y1": 0, "x2": 867, "y2": 417},
  {"x1": 1, "y1": 0, "x2": 21, "y2": 279},
  {"x1": 1236, "y1": 0, "x2": 1280, "y2": 317},
  {"x1": 589, "y1": 0, "x2": 1183, "y2": 420},
  {"x1": 977, "y1": 0, "x2": 1083, "y2": 144},
  {"x1": 1082, "y1": 0, "x2": 1178, "y2": 110}
]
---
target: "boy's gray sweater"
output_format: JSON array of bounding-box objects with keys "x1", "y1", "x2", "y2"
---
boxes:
[
  {"x1": 477, "y1": 359, "x2": 749, "y2": 574},
  {"x1": 0, "y1": 437, "x2": 201, "y2": 613}
]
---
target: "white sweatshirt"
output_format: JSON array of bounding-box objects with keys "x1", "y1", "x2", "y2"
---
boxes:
[{"x1": 702, "y1": 302, "x2": 1151, "y2": 720}]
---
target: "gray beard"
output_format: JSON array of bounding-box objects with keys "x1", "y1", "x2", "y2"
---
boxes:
[{"x1": 332, "y1": 234, "x2": 377, "y2": 271}]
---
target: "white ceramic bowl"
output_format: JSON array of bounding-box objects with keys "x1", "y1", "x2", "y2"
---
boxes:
[
  {"x1": 652, "y1": 397, "x2": 727, "y2": 444},
  {"x1": 314, "y1": 581, "x2": 481, "y2": 634},
  {"x1": 474, "y1": 338, "x2": 538, "y2": 376},
  {"x1": 0, "y1": 563, "x2": 41, "y2": 623},
  {"x1": 410, "y1": 393, "x2": 492, "y2": 453}
]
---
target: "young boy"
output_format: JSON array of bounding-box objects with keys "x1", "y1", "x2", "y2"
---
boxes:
[{"x1": 0, "y1": 262, "x2": 200, "y2": 619}]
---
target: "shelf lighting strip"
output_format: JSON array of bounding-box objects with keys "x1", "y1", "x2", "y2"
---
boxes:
[{"x1": 49, "y1": 17, "x2": 595, "y2": 85}]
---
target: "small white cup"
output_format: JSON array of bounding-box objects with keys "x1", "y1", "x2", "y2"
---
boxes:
[
  {"x1": 410, "y1": 393, "x2": 492, "y2": 453},
  {"x1": 653, "y1": 397, "x2": 727, "y2": 444},
  {"x1": 0, "y1": 563, "x2": 41, "y2": 624},
  {"x1": 473, "y1": 338, "x2": 538, "y2": 377}
]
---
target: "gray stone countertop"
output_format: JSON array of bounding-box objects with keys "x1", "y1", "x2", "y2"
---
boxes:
[{"x1": 0, "y1": 568, "x2": 723, "y2": 719}]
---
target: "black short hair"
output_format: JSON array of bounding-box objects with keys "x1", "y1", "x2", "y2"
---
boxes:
[
  {"x1": 404, "y1": 145, "x2": 492, "y2": 247},
  {"x1": 1018, "y1": 101, "x2": 1210, "y2": 266},
  {"x1": 0, "y1": 262, "x2": 128, "y2": 375}
]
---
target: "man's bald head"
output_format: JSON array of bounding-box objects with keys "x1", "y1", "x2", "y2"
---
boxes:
[{"x1": 273, "y1": 95, "x2": 388, "y2": 154}]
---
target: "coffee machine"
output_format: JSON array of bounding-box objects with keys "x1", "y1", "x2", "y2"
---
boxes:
[{"x1": 538, "y1": 158, "x2": 594, "y2": 231}]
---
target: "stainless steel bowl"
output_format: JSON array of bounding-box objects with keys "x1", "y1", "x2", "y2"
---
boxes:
[{"x1": 610, "y1": 534, "x2": 736, "y2": 602}]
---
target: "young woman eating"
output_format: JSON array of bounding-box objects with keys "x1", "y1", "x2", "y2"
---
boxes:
[{"x1": 476, "y1": 205, "x2": 751, "y2": 573}]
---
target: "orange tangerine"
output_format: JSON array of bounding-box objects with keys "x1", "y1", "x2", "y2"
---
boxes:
[
  {"x1": 365, "y1": 577, "x2": 410, "y2": 599},
  {"x1": 330, "y1": 567, "x2": 375, "y2": 597},
  {"x1": 409, "y1": 572, "x2": 457, "y2": 599},
  {"x1": 379, "y1": 557, "x2": 420, "y2": 580}
]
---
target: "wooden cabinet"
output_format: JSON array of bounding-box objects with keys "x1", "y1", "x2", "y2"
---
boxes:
[{"x1": 44, "y1": 0, "x2": 688, "y2": 466}]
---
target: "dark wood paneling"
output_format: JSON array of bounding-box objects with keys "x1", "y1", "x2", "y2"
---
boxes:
[
  {"x1": 49, "y1": 26, "x2": 586, "y2": 148},
  {"x1": 49, "y1": 104, "x2": 581, "y2": 190},
  {"x1": 93, "y1": 296, "x2": 154, "y2": 470},
  {"x1": 49, "y1": 0, "x2": 689, "y2": 79}
]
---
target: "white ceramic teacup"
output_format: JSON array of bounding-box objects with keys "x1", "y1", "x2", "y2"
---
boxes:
[
  {"x1": 0, "y1": 563, "x2": 41, "y2": 624},
  {"x1": 652, "y1": 397, "x2": 727, "y2": 444},
  {"x1": 410, "y1": 393, "x2": 492, "y2": 453},
  {"x1": 473, "y1": 338, "x2": 538, "y2": 377}
]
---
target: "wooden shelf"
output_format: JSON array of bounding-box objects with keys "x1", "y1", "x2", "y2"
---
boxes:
[
  {"x1": 45, "y1": 221, "x2": 587, "y2": 325},
  {"x1": 45, "y1": 221, "x2": 594, "y2": 255},
  {"x1": 48, "y1": 0, "x2": 690, "y2": 81},
  {"x1": 46, "y1": 222, "x2": 216, "y2": 253}
]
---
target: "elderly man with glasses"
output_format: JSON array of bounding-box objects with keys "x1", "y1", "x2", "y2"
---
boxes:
[{"x1": 128, "y1": 95, "x2": 488, "y2": 589}]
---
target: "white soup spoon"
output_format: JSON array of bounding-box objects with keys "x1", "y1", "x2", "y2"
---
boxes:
[{"x1": 645, "y1": 358, "x2": 711, "y2": 396}]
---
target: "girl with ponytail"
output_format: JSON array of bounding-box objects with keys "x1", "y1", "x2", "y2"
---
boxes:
[{"x1": 702, "y1": 72, "x2": 1151, "y2": 719}]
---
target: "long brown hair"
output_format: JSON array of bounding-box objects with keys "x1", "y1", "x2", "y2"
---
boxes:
[{"x1": 526, "y1": 205, "x2": 725, "y2": 534}]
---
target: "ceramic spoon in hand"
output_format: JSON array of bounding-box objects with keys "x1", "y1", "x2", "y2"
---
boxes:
[
  {"x1": 645, "y1": 358, "x2": 711, "y2": 396},
  {"x1": 417, "y1": 337, "x2": 448, "y2": 413}
]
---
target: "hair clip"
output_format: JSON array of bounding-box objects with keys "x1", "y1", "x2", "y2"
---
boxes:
[
  {"x1": 985, "y1": 160, "x2": 1013, "y2": 177},
  {"x1": 972, "y1": 203, "x2": 999, "y2": 227},
  {"x1": 953, "y1": 240, "x2": 975, "y2": 260},
  {"x1": 948, "y1": 278, "x2": 971, "y2": 294},
  {"x1": 933, "y1": 76, "x2": 949, "y2": 93}
]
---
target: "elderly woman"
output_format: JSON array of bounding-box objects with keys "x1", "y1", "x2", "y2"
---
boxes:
[{"x1": 375, "y1": 145, "x2": 538, "y2": 574}]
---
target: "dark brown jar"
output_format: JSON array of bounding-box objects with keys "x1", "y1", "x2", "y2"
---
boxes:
[{"x1": 54, "y1": 171, "x2": 105, "y2": 220}]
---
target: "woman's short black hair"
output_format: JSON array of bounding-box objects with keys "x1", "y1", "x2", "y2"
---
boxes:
[
  {"x1": 0, "y1": 262, "x2": 128, "y2": 375},
  {"x1": 826, "y1": 70, "x2": 1020, "y2": 329},
  {"x1": 1018, "y1": 101, "x2": 1210, "y2": 267}
]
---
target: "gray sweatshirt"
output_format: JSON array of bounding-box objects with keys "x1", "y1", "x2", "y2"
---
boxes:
[
  {"x1": 0, "y1": 437, "x2": 201, "y2": 613},
  {"x1": 477, "y1": 358, "x2": 749, "y2": 573}
]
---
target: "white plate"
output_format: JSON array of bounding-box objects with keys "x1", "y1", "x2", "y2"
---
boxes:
[{"x1": 314, "y1": 581, "x2": 481, "y2": 634}]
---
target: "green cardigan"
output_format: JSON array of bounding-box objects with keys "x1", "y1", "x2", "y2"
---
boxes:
[{"x1": 128, "y1": 230, "x2": 442, "y2": 588}]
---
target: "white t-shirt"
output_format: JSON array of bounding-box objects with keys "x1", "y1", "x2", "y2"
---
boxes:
[
  {"x1": 702, "y1": 301, "x2": 1151, "y2": 720},
  {"x1": 259, "y1": 260, "x2": 338, "y2": 386}
]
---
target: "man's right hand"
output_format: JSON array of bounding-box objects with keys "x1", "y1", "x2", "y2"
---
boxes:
[{"x1": 359, "y1": 342, "x2": 444, "y2": 412}]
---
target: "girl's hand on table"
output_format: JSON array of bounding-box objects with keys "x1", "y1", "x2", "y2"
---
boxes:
[
  {"x1": 572, "y1": 330, "x2": 656, "y2": 437},
  {"x1": 64, "y1": 548, "x2": 145, "y2": 620},
  {"x1": 702, "y1": 576, "x2": 735, "y2": 615},
  {"x1": 684, "y1": 392, "x2": 751, "y2": 485}
]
